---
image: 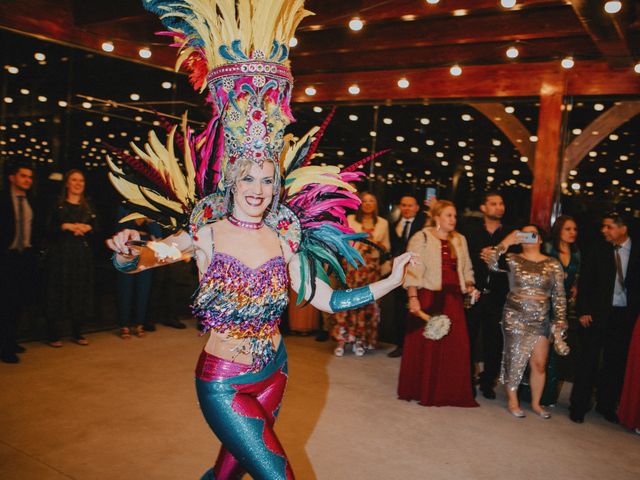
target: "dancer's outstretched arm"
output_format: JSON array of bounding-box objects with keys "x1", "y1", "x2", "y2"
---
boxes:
[
  {"x1": 106, "y1": 228, "x2": 194, "y2": 273},
  {"x1": 288, "y1": 251, "x2": 415, "y2": 314}
]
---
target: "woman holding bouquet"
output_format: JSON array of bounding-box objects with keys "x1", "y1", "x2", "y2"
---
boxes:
[{"x1": 398, "y1": 200, "x2": 478, "y2": 407}]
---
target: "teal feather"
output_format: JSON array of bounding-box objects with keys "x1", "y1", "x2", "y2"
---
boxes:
[
  {"x1": 218, "y1": 44, "x2": 236, "y2": 62},
  {"x1": 231, "y1": 40, "x2": 248, "y2": 60},
  {"x1": 268, "y1": 40, "x2": 280, "y2": 60}
]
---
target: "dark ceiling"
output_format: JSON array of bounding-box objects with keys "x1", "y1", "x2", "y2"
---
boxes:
[{"x1": 0, "y1": 1, "x2": 639, "y2": 219}]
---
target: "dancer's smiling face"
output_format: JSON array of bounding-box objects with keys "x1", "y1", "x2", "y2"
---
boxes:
[{"x1": 232, "y1": 160, "x2": 275, "y2": 221}]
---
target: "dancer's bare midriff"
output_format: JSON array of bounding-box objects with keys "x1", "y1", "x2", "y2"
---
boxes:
[{"x1": 204, "y1": 330, "x2": 282, "y2": 366}]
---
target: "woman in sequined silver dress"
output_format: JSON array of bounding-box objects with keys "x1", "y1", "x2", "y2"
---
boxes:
[{"x1": 486, "y1": 225, "x2": 570, "y2": 418}]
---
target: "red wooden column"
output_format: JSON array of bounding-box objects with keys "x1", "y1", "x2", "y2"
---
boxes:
[{"x1": 530, "y1": 83, "x2": 565, "y2": 230}]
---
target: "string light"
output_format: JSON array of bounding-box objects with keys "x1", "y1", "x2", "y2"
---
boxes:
[
  {"x1": 138, "y1": 48, "x2": 152, "y2": 59},
  {"x1": 289, "y1": 37, "x2": 298, "y2": 47},
  {"x1": 101, "y1": 42, "x2": 114, "y2": 53},
  {"x1": 500, "y1": 0, "x2": 517, "y2": 8},
  {"x1": 34, "y1": 52, "x2": 46, "y2": 61},
  {"x1": 506, "y1": 46, "x2": 519, "y2": 59},
  {"x1": 604, "y1": 1, "x2": 622, "y2": 14},
  {"x1": 450, "y1": 65, "x2": 462, "y2": 76},
  {"x1": 349, "y1": 18, "x2": 364, "y2": 31},
  {"x1": 397, "y1": 78, "x2": 410, "y2": 88},
  {"x1": 348, "y1": 84, "x2": 360, "y2": 95},
  {"x1": 561, "y1": 57, "x2": 574, "y2": 69},
  {"x1": 305, "y1": 86, "x2": 317, "y2": 96}
]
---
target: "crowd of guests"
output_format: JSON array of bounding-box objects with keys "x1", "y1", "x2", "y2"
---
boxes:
[
  {"x1": 2, "y1": 163, "x2": 639, "y2": 435},
  {"x1": 0, "y1": 164, "x2": 190, "y2": 365},
  {"x1": 321, "y1": 189, "x2": 639, "y2": 434}
]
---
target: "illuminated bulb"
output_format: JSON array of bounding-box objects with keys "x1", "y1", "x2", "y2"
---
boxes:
[
  {"x1": 604, "y1": 1, "x2": 622, "y2": 14},
  {"x1": 572, "y1": 128, "x2": 582, "y2": 135},
  {"x1": 101, "y1": 42, "x2": 114, "y2": 53},
  {"x1": 520, "y1": 156, "x2": 528, "y2": 163},
  {"x1": 426, "y1": 0, "x2": 440, "y2": 4},
  {"x1": 6, "y1": 65, "x2": 19, "y2": 74},
  {"x1": 4, "y1": 97, "x2": 13, "y2": 104},
  {"x1": 138, "y1": 48, "x2": 152, "y2": 59},
  {"x1": 488, "y1": 168, "x2": 496, "y2": 173},
  {"x1": 492, "y1": 139, "x2": 501, "y2": 146},
  {"x1": 34, "y1": 52, "x2": 46, "y2": 61},
  {"x1": 19, "y1": 88, "x2": 29, "y2": 95},
  {"x1": 436, "y1": 152, "x2": 444, "y2": 158},
  {"x1": 289, "y1": 37, "x2": 298, "y2": 47},
  {"x1": 513, "y1": 170, "x2": 520, "y2": 175},
  {"x1": 569, "y1": 169, "x2": 578, "y2": 176},
  {"x1": 162, "y1": 81, "x2": 172, "y2": 89},
  {"x1": 620, "y1": 155, "x2": 629, "y2": 160},
  {"x1": 426, "y1": 139, "x2": 435, "y2": 145},
  {"x1": 369, "y1": 131, "x2": 377, "y2": 137},
  {"x1": 396, "y1": 159, "x2": 404, "y2": 165},
  {"x1": 504, "y1": 106, "x2": 515, "y2": 114},
  {"x1": 609, "y1": 133, "x2": 619, "y2": 141},
  {"x1": 461, "y1": 114, "x2": 472, "y2": 121},
  {"x1": 458, "y1": 141, "x2": 467, "y2": 147},
  {"x1": 130, "y1": 93, "x2": 140, "y2": 101},
  {"x1": 304, "y1": 86, "x2": 316, "y2": 96},
  {"x1": 529, "y1": 135, "x2": 538, "y2": 142},
  {"x1": 396, "y1": 136, "x2": 405, "y2": 142},
  {"x1": 411, "y1": 147, "x2": 419, "y2": 153},
  {"x1": 490, "y1": 156, "x2": 498, "y2": 163},
  {"x1": 397, "y1": 78, "x2": 410, "y2": 88},
  {"x1": 589, "y1": 151, "x2": 597, "y2": 157},
  {"x1": 635, "y1": 63, "x2": 640, "y2": 74},
  {"x1": 626, "y1": 168, "x2": 634, "y2": 174},
  {"x1": 501, "y1": 0, "x2": 516, "y2": 8},
  {"x1": 561, "y1": 57, "x2": 574, "y2": 69},
  {"x1": 612, "y1": 179, "x2": 620, "y2": 185},
  {"x1": 337, "y1": 151, "x2": 344, "y2": 157},
  {"x1": 348, "y1": 84, "x2": 360, "y2": 95},
  {"x1": 82, "y1": 101, "x2": 92, "y2": 109},
  {"x1": 464, "y1": 165, "x2": 472, "y2": 171},
  {"x1": 506, "y1": 46, "x2": 519, "y2": 59},
  {"x1": 441, "y1": 160, "x2": 449, "y2": 166},
  {"x1": 598, "y1": 167, "x2": 607, "y2": 173},
  {"x1": 383, "y1": 117, "x2": 393, "y2": 125},
  {"x1": 102, "y1": 116, "x2": 110, "y2": 122},
  {"x1": 313, "y1": 106, "x2": 323, "y2": 113},
  {"x1": 349, "y1": 18, "x2": 364, "y2": 31},
  {"x1": 466, "y1": 171, "x2": 474, "y2": 177},
  {"x1": 487, "y1": 176, "x2": 494, "y2": 182},
  {"x1": 571, "y1": 183, "x2": 581, "y2": 191},
  {"x1": 450, "y1": 65, "x2": 462, "y2": 76},
  {"x1": 58, "y1": 100, "x2": 68, "y2": 107},
  {"x1": 37, "y1": 95, "x2": 47, "y2": 102},
  {"x1": 463, "y1": 155, "x2": 471, "y2": 161},
  {"x1": 586, "y1": 182, "x2": 594, "y2": 187},
  {"x1": 420, "y1": 118, "x2": 430, "y2": 125},
  {"x1": 349, "y1": 114, "x2": 358, "y2": 121}
]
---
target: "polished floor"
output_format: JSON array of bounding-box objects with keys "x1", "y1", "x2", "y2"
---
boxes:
[{"x1": 1, "y1": 322, "x2": 638, "y2": 480}]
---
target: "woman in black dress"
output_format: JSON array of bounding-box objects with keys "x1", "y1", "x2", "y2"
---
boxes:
[{"x1": 46, "y1": 170, "x2": 96, "y2": 346}]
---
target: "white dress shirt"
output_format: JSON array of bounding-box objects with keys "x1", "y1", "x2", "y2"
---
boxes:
[{"x1": 612, "y1": 237, "x2": 631, "y2": 307}]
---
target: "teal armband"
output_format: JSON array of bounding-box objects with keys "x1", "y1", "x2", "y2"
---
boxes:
[
  {"x1": 330, "y1": 286, "x2": 374, "y2": 312},
  {"x1": 112, "y1": 253, "x2": 140, "y2": 273}
]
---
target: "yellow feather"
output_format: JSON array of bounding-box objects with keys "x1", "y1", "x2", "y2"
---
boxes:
[
  {"x1": 108, "y1": 173, "x2": 161, "y2": 212},
  {"x1": 140, "y1": 186, "x2": 184, "y2": 213},
  {"x1": 118, "y1": 212, "x2": 148, "y2": 224}
]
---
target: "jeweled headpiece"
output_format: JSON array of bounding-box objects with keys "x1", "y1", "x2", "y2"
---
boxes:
[{"x1": 143, "y1": 0, "x2": 313, "y2": 207}]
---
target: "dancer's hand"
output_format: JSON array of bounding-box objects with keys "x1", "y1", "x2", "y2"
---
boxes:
[
  {"x1": 106, "y1": 229, "x2": 141, "y2": 257},
  {"x1": 388, "y1": 252, "x2": 418, "y2": 287},
  {"x1": 408, "y1": 296, "x2": 421, "y2": 315}
]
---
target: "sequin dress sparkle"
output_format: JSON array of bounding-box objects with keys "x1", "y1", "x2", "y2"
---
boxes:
[
  {"x1": 488, "y1": 252, "x2": 567, "y2": 390},
  {"x1": 191, "y1": 251, "x2": 289, "y2": 371}
]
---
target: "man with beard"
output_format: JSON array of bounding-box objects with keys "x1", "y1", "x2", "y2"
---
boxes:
[{"x1": 459, "y1": 192, "x2": 513, "y2": 399}]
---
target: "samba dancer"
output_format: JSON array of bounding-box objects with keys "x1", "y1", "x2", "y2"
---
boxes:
[{"x1": 106, "y1": 1, "x2": 413, "y2": 479}]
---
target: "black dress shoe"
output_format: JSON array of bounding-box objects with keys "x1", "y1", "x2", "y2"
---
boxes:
[
  {"x1": 1, "y1": 353, "x2": 20, "y2": 364},
  {"x1": 569, "y1": 411, "x2": 584, "y2": 423},
  {"x1": 314, "y1": 331, "x2": 329, "y2": 342},
  {"x1": 595, "y1": 406, "x2": 619, "y2": 424},
  {"x1": 143, "y1": 323, "x2": 157, "y2": 332},
  {"x1": 163, "y1": 319, "x2": 186, "y2": 329},
  {"x1": 481, "y1": 387, "x2": 496, "y2": 400},
  {"x1": 387, "y1": 347, "x2": 403, "y2": 358},
  {"x1": 11, "y1": 344, "x2": 26, "y2": 354}
]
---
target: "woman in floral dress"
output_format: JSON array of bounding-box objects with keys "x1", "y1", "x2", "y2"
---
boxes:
[{"x1": 332, "y1": 192, "x2": 390, "y2": 356}]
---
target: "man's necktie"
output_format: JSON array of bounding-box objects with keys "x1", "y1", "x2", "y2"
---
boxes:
[
  {"x1": 16, "y1": 195, "x2": 25, "y2": 252},
  {"x1": 614, "y1": 245, "x2": 625, "y2": 291},
  {"x1": 401, "y1": 220, "x2": 411, "y2": 242}
]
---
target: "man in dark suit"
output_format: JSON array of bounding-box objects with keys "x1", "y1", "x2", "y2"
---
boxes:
[
  {"x1": 458, "y1": 192, "x2": 512, "y2": 399},
  {"x1": 570, "y1": 212, "x2": 640, "y2": 423},
  {"x1": 1, "y1": 164, "x2": 37, "y2": 363},
  {"x1": 387, "y1": 194, "x2": 426, "y2": 358}
]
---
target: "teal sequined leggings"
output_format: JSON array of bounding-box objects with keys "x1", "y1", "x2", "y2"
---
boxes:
[{"x1": 196, "y1": 342, "x2": 294, "y2": 480}]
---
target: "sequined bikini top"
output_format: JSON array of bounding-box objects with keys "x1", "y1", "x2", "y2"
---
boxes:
[{"x1": 192, "y1": 251, "x2": 289, "y2": 371}]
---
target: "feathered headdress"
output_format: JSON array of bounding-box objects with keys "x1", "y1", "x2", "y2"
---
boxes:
[{"x1": 143, "y1": 0, "x2": 313, "y2": 206}]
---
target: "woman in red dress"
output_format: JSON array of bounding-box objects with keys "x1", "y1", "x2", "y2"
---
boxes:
[
  {"x1": 618, "y1": 315, "x2": 640, "y2": 434},
  {"x1": 398, "y1": 200, "x2": 478, "y2": 407}
]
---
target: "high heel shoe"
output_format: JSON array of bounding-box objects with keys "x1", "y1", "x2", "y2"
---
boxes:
[
  {"x1": 334, "y1": 343, "x2": 345, "y2": 357},
  {"x1": 532, "y1": 407, "x2": 552, "y2": 419},
  {"x1": 507, "y1": 407, "x2": 526, "y2": 418},
  {"x1": 353, "y1": 341, "x2": 365, "y2": 356}
]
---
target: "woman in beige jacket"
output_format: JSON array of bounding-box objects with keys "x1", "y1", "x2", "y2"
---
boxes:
[{"x1": 398, "y1": 200, "x2": 478, "y2": 407}]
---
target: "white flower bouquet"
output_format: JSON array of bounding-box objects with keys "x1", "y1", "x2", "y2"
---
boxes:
[{"x1": 417, "y1": 311, "x2": 451, "y2": 340}]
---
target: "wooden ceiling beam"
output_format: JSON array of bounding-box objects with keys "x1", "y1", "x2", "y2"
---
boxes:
[
  {"x1": 293, "y1": 6, "x2": 583, "y2": 55},
  {"x1": 570, "y1": 0, "x2": 636, "y2": 69},
  {"x1": 291, "y1": 35, "x2": 600, "y2": 75},
  {"x1": 302, "y1": 0, "x2": 564, "y2": 31},
  {"x1": 293, "y1": 61, "x2": 640, "y2": 102}
]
